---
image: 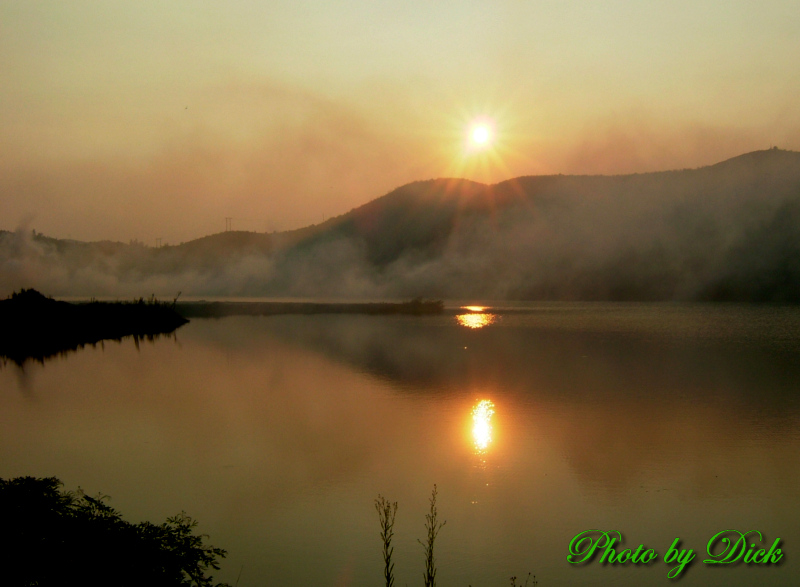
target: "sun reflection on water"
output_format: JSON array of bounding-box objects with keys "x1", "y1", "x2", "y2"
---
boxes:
[
  {"x1": 472, "y1": 399, "x2": 495, "y2": 453},
  {"x1": 456, "y1": 313, "x2": 497, "y2": 329}
]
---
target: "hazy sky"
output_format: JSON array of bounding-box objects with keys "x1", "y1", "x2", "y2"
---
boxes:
[{"x1": 2, "y1": 1, "x2": 799, "y2": 243}]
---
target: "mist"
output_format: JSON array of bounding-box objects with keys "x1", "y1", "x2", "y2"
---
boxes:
[{"x1": 2, "y1": 148, "x2": 800, "y2": 302}]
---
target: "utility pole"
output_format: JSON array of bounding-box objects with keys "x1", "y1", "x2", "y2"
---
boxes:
[{"x1": 225, "y1": 217, "x2": 232, "y2": 232}]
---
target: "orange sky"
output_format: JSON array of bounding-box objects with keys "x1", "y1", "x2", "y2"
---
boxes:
[{"x1": 2, "y1": 1, "x2": 799, "y2": 244}]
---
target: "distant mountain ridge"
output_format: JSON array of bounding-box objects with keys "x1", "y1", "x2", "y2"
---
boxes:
[{"x1": 3, "y1": 148, "x2": 800, "y2": 301}]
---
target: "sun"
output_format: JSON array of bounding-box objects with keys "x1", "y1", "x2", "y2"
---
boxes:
[
  {"x1": 472, "y1": 125, "x2": 490, "y2": 145},
  {"x1": 468, "y1": 121, "x2": 494, "y2": 149},
  {"x1": 444, "y1": 107, "x2": 518, "y2": 182}
]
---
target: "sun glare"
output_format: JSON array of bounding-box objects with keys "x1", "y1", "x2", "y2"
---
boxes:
[
  {"x1": 472, "y1": 399, "x2": 495, "y2": 453},
  {"x1": 469, "y1": 122, "x2": 493, "y2": 149},
  {"x1": 456, "y1": 313, "x2": 497, "y2": 329},
  {"x1": 439, "y1": 102, "x2": 521, "y2": 182},
  {"x1": 472, "y1": 125, "x2": 490, "y2": 144}
]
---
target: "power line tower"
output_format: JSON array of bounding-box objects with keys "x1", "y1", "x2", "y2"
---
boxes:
[
  {"x1": 155, "y1": 238, "x2": 162, "y2": 248},
  {"x1": 225, "y1": 217, "x2": 232, "y2": 232}
]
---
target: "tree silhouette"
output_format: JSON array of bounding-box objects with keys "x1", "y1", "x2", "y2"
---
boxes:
[{"x1": 0, "y1": 476, "x2": 230, "y2": 587}]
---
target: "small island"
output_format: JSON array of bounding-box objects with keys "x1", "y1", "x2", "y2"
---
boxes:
[{"x1": 0, "y1": 289, "x2": 189, "y2": 365}]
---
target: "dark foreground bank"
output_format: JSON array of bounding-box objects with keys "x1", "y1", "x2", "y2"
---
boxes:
[
  {"x1": 0, "y1": 476, "x2": 229, "y2": 587},
  {"x1": 0, "y1": 289, "x2": 189, "y2": 364}
]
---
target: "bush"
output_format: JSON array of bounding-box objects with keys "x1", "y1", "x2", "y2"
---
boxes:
[{"x1": 0, "y1": 476, "x2": 230, "y2": 587}]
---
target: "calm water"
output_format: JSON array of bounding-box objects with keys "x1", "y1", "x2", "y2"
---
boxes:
[{"x1": 2, "y1": 303, "x2": 800, "y2": 586}]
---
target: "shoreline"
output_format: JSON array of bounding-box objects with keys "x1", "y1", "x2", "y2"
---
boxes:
[
  {"x1": 0, "y1": 289, "x2": 188, "y2": 365},
  {"x1": 175, "y1": 298, "x2": 444, "y2": 318}
]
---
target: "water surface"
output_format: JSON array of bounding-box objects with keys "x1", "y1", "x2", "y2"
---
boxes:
[{"x1": 1, "y1": 303, "x2": 799, "y2": 586}]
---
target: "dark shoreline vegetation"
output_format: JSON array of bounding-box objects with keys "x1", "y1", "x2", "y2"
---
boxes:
[
  {"x1": 0, "y1": 476, "x2": 230, "y2": 587},
  {"x1": 175, "y1": 297, "x2": 444, "y2": 318},
  {"x1": 0, "y1": 477, "x2": 534, "y2": 587},
  {"x1": 0, "y1": 289, "x2": 188, "y2": 365},
  {"x1": 0, "y1": 289, "x2": 444, "y2": 364}
]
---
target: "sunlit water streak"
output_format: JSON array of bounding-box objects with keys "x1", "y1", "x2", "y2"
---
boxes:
[
  {"x1": 456, "y1": 313, "x2": 497, "y2": 329},
  {"x1": 472, "y1": 399, "x2": 495, "y2": 453}
]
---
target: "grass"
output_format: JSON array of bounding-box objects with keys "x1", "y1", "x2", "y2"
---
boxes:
[
  {"x1": 420, "y1": 485, "x2": 446, "y2": 587},
  {"x1": 509, "y1": 573, "x2": 538, "y2": 587},
  {"x1": 375, "y1": 495, "x2": 398, "y2": 587},
  {"x1": 0, "y1": 288, "x2": 188, "y2": 364},
  {"x1": 377, "y1": 486, "x2": 536, "y2": 586}
]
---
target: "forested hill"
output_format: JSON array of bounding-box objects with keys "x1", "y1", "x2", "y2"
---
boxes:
[{"x1": 3, "y1": 148, "x2": 800, "y2": 302}]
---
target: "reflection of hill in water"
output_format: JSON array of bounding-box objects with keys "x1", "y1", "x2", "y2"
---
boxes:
[
  {"x1": 173, "y1": 309, "x2": 796, "y2": 500},
  {"x1": 256, "y1": 308, "x2": 800, "y2": 405},
  {"x1": 250, "y1": 308, "x2": 800, "y2": 496}
]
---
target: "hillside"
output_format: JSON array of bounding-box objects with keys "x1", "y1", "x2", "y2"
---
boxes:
[
  {"x1": 270, "y1": 148, "x2": 800, "y2": 301},
  {"x1": 3, "y1": 148, "x2": 800, "y2": 301}
]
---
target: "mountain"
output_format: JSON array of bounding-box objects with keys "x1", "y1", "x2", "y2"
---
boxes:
[{"x1": 3, "y1": 148, "x2": 800, "y2": 301}]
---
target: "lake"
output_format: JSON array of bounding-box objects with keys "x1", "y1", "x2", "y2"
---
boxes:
[{"x1": 2, "y1": 303, "x2": 800, "y2": 586}]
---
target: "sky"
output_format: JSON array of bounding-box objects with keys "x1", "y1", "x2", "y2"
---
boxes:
[{"x1": 2, "y1": 1, "x2": 799, "y2": 244}]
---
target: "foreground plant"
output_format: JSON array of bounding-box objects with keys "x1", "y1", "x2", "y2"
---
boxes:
[
  {"x1": 419, "y1": 485, "x2": 446, "y2": 587},
  {"x1": 510, "y1": 572, "x2": 538, "y2": 587},
  {"x1": 375, "y1": 495, "x2": 398, "y2": 587},
  {"x1": 377, "y1": 487, "x2": 535, "y2": 586},
  {"x1": 0, "y1": 476, "x2": 230, "y2": 587}
]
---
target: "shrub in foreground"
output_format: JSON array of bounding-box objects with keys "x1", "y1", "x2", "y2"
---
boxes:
[{"x1": 0, "y1": 476, "x2": 229, "y2": 587}]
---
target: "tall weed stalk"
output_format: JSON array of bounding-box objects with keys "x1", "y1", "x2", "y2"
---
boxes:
[
  {"x1": 510, "y1": 572, "x2": 537, "y2": 587},
  {"x1": 375, "y1": 495, "x2": 398, "y2": 587},
  {"x1": 419, "y1": 485, "x2": 446, "y2": 587}
]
